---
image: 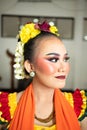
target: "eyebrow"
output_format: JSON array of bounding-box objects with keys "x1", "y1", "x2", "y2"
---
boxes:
[{"x1": 46, "y1": 53, "x2": 68, "y2": 56}]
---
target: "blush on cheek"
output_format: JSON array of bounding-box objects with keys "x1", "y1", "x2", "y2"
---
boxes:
[{"x1": 36, "y1": 59, "x2": 56, "y2": 75}]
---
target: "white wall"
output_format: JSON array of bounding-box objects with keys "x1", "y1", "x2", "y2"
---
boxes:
[{"x1": 0, "y1": 0, "x2": 87, "y2": 90}]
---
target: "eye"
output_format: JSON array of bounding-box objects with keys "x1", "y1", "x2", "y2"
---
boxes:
[
  {"x1": 63, "y1": 57, "x2": 70, "y2": 62},
  {"x1": 48, "y1": 57, "x2": 59, "y2": 63}
]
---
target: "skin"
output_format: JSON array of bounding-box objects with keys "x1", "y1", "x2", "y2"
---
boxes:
[
  {"x1": 18, "y1": 36, "x2": 87, "y2": 129},
  {"x1": 17, "y1": 37, "x2": 87, "y2": 130},
  {"x1": 24, "y1": 36, "x2": 70, "y2": 126},
  {"x1": 0, "y1": 37, "x2": 87, "y2": 129},
  {"x1": 32, "y1": 36, "x2": 70, "y2": 90},
  {"x1": 80, "y1": 117, "x2": 87, "y2": 130},
  {"x1": 1, "y1": 36, "x2": 86, "y2": 129}
]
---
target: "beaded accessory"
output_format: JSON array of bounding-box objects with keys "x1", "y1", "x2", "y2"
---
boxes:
[
  {"x1": 13, "y1": 21, "x2": 60, "y2": 79},
  {"x1": 29, "y1": 71, "x2": 35, "y2": 78},
  {"x1": 35, "y1": 110, "x2": 55, "y2": 123}
]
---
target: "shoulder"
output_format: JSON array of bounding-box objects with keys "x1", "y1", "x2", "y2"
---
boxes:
[
  {"x1": 17, "y1": 91, "x2": 24, "y2": 103},
  {"x1": 80, "y1": 117, "x2": 87, "y2": 130}
]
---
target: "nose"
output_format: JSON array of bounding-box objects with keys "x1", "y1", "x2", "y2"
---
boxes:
[
  {"x1": 59, "y1": 68, "x2": 64, "y2": 72},
  {"x1": 58, "y1": 61, "x2": 65, "y2": 72}
]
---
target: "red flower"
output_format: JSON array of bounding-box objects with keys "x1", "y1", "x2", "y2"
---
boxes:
[
  {"x1": 38, "y1": 21, "x2": 50, "y2": 32},
  {"x1": 0, "y1": 92, "x2": 11, "y2": 121},
  {"x1": 73, "y1": 89, "x2": 83, "y2": 117}
]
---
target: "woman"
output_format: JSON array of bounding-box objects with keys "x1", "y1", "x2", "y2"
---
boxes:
[{"x1": 0, "y1": 21, "x2": 86, "y2": 129}]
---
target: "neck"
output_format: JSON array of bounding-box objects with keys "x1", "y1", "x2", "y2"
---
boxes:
[
  {"x1": 32, "y1": 80, "x2": 55, "y2": 123},
  {"x1": 32, "y1": 80, "x2": 54, "y2": 102}
]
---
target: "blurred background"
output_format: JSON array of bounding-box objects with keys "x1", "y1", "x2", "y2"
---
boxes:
[{"x1": 0, "y1": 0, "x2": 87, "y2": 91}]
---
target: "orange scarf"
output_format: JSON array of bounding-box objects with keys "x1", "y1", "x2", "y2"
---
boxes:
[{"x1": 9, "y1": 84, "x2": 81, "y2": 130}]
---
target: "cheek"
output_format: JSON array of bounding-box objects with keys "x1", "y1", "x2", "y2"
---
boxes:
[
  {"x1": 35, "y1": 59, "x2": 56, "y2": 75},
  {"x1": 66, "y1": 63, "x2": 70, "y2": 74}
]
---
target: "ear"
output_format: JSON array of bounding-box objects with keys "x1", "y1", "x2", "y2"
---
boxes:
[{"x1": 24, "y1": 60, "x2": 32, "y2": 73}]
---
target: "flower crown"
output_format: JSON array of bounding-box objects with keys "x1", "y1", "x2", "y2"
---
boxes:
[{"x1": 13, "y1": 21, "x2": 60, "y2": 79}]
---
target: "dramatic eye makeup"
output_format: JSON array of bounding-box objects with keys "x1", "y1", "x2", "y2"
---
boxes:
[
  {"x1": 45, "y1": 53, "x2": 70, "y2": 63},
  {"x1": 63, "y1": 56, "x2": 70, "y2": 62},
  {"x1": 47, "y1": 57, "x2": 59, "y2": 63},
  {"x1": 45, "y1": 53, "x2": 59, "y2": 63},
  {"x1": 63, "y1": 53, "x2": 70, "y2": 62}
]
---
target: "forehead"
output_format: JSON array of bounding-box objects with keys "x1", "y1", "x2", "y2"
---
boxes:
[{"x1": 35, "y1": 37, "x2": 67, "y2": 56}]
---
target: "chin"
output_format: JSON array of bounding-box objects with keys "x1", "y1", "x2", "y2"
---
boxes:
[{"x1": 56, "y1": 82, "x2": 66, "y2": 89}]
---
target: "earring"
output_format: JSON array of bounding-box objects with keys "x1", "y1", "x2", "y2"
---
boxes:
[{"x1": 29, "y1": 71, "x2": 35, "y2": 78}]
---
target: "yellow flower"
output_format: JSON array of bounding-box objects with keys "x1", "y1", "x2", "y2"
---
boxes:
[
  {"x1": 20, "y1": 23, "x2": 40, "y2": 44},
  {"x1": 78, "y1": 90, "x2": 87, "y2": 118},
  {"x1": 8, "y1": 93, "x2": 17, "y2": 118},
  {"x1": 49, "y1": 26, "x2": 59, "y2": 36},
  {"x1": 14, "y1": 21, "x2": 60, "y2": 79},
  {"x1": 64, "y1": 92, "x2": 74, "y2": 107},
  {"x1": 0, "y1": 111, "x2": 8, "y2": 122}
]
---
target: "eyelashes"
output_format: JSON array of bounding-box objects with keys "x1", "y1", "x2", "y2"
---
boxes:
[
  {"x1": 48, "y1": 57, "x2": 59, "y2": 62},
  {"x1": 47, "y1": 57, "x2": 70, "y2": 63},
  {"x1": 63, "y1": 57, "x2": 70, "y2": 62}
]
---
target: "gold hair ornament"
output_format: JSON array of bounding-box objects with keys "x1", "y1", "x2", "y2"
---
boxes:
[{"x1": 13, "y1": 21, "x2": 60, "y2": 79}]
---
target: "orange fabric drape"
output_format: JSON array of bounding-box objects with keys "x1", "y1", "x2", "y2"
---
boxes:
[
  {"x1": 54, "y1": 89, "x2": 80, "y2": 130},
  {"x1": 9, "y1": 84, "x2": 81, "y2": 130}
]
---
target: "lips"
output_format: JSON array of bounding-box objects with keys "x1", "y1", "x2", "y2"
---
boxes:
[{"x1": 55, "y1": 75, "x2": 66, "y2": 79}]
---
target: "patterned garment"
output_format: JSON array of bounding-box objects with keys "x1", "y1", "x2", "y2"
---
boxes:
[{"x1": 0, "y1": 89, "x2": 87, "y2": 128}]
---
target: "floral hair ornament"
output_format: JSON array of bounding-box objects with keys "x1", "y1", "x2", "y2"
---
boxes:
[{"x1": 13, "y1": 20, "x2": 60, "y2": 79}]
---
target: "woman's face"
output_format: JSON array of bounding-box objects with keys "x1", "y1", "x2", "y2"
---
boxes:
[{"x1": 32, "y1": 36, "x2": 70, "y2": 89}]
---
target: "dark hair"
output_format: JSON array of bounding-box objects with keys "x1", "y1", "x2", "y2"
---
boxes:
[
  {"x1": 19, "y1": 31, "x2": 60, "y2": 88},
  {"x1": 24, "y1": 31, "x2": 59, "y2": 63}
]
